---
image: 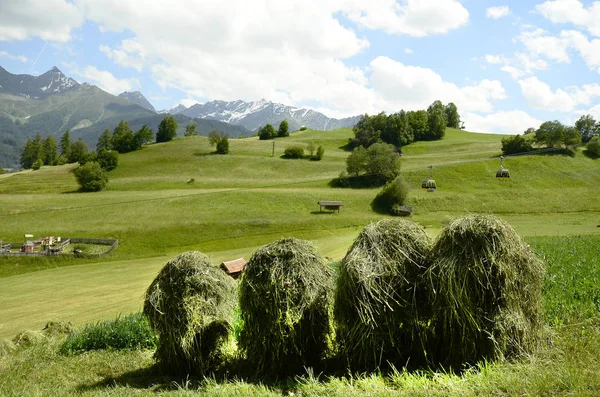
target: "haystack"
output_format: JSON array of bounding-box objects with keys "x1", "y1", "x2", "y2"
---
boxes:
[
  {"x1": 426, "y1": 214, "x2": 545, "y2": 366},
  {"x1": 0, "y1": 339, "x2": 16, "y2": 357},
  {"x1": 144, "y1": 251, "x2": 236, "y2": 375},
  {"x1": 334, "y1": 219, "x2": 432, "y2": 371},
  {"x1": 239, "y1": 238, "x2": 334, "y2": 377},
  {"x1": 12, "y1": 330, "x2": 46, "y2": 347}
]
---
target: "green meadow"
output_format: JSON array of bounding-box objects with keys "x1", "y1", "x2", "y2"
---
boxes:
[{"x1": 0, "y1": 127, "x2": 599, "y2": 395}]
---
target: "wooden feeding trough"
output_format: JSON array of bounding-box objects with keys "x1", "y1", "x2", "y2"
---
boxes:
[
  {"x1": 318, "y1": 200, "x2": 343, "y2": 213},
  {"x1": 220, "y1": 257, "x2": 247, "y2": 279}
]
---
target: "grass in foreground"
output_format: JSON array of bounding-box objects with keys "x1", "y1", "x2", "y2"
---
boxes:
[{"x1": 0, "y1": 234, "x2": 598, "y2": 396}]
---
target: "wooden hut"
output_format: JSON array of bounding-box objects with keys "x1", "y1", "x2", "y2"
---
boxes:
[{"x1": 220, "y1": 258, "x2": 247, "y2": 279}]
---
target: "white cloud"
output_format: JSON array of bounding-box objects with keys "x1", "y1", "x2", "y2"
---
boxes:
[
  {"x1": 536, "y1": 0, "x2": 600, "y2": 37},
  {"x1": 462, "y1": 111, "x2": 542, "y2": 134},
  {"x1": 500, "y1": 65, "x2": 525, "y2": 80},
  {"x1": 516, "y1": 27, "x2": 600, "y2": 73},
  {"x1": 560, "y1": 30, "x2": 600, "y2": 73},
  {"x1": 518, "y1": 76, "x2": 600, "y2": 112},
  {"x1": 486, "y1": 6, "x2": 511, "y2": 20},
  {"x1": 0, "y1": 0, "x2": 83, "y2": 42},
  {"x1": 0, "y1": 50, "x2": 28, "y2": 63},
  {"x1": 587, "y1": 104, "x2": 600, "y2": 119},
  {"x1": 178, "y1": 98, "x2": 199, "y2": 108},
  {"x1": 518, "y1": 76, "x2": 577, "y2": 112},
  {"x1": 516, "y1": 28, "x2": 571, "y2": 62},
  {"x1": 343, "y1": 0, "x2": 469, "y2": 37},
  {"x1": 99, "y1": 40, "x2": 146, "y2": 72},
  {"x1": 79, "y1": 66, "x2": 140, "y2": 95},
  {"x1": 485, "y1": 54, "x2": 508, "y2": 64},
  {"x1": 369, "y1": 56, "x2": 506, "y2": 113},
  {"x1": 404, "y1": 48, "x2": 413, "y2": 54},
  {"x1": 483, "y1": 51, "x2": 547, "y2": 80}
]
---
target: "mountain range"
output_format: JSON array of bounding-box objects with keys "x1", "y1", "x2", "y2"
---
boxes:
[
  {"x1": 0, "y1": 66, "x2": 359, "y2": 168},
  {"x1": 167, "y1": 99, "x2": 361, "y2": 132}
]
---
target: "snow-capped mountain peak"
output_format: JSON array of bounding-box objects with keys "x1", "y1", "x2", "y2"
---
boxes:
[
  {"x1": 0, "y1": 66, "x2": 79, "y2": 98},
  {"x1": 177, "y1": 99, "x2": 359, "y2": 131}
]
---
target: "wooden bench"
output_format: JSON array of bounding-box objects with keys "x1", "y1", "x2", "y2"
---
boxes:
[{"x1": 318, "y1": 201, "x2": 343, "y2": 213}]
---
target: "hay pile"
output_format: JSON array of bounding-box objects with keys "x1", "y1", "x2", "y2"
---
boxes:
[
  {"x1": 144, "y1": 251, "x2": 236, "y2": 375},
  {"x1": 426, "y1": 214, "x2": 545, "y2": 366},
  {"x1": 42, "y1": 320, "x2": 73, "y2": 336},
  {"x1": 0, "y1": 339, "x2": 16, "y2": 357},
  {"x1": 12, "y1": 330, "x2": 46, "y2": 347},
  {"x1": 239, "y1": 238, "x2": 334, "y2": 377},
  {"x1": 335, "y1": 219, "x2": 432, "y2": 371}
]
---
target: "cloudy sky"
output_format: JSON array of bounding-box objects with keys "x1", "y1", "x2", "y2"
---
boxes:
[{"x1": 1, "y1": 0, "x2": 599, "y2": 133}]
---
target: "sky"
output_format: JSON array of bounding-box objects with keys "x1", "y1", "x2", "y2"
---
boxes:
[{"x1": 1, "y1": 0, "x2": 600, "y2": 134}]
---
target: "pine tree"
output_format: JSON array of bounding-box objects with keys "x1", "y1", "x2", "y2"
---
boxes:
[
  {"x1": 60, "y1": 130, "x2": 71, "y2": 158},
  {"x1": 97, "y1": 129, "x2": 113, "y2": 152},
  {"x1": 42, "y1": 136, "x2": 58, "y2": 165}
]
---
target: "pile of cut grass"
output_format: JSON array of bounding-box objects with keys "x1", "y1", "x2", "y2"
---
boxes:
[
  {"x1": 144, "y1": 251, "x2": 236, "y2": 375},
  {"x1": 239, "y1": 238, "x2": 334, "y2": 377},
  {"x1": 335, "y1": 219, "x2": 431, "y2": 371},
  {"x1": 426, "y1": 214, "x2": 545, "y2": 366}
]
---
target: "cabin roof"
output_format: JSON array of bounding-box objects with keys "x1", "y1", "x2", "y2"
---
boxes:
[{"x1": 221, "y1": 258, "x2": 247, "y2": 274}]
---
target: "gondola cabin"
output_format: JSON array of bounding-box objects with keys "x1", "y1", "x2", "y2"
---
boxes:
[
  {"x1": 496, "y1": 156, "x2": 510, "y2": 180},
  {"x1": 421, "y1": 178, "x2": 437, "y2": 192},
  {"x1": 422, "y1": 165, "x2": 436, "y2": 192}
]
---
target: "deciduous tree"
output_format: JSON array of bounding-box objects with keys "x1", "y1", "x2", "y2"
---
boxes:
[
  {"x1": 156, "y1": 116, "x2": 178, "y2": 142},
  {"x1": 278, "y1": 120, "x2": 289, "y2": 137}
]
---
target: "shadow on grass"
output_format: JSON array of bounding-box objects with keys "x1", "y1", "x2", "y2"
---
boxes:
[
  {"x1": 193, "y1": 152, "x2": 213, "y2": 157},
  {"x1": 310, "y1": 211, "x2": 340, "y2": 215},
  {"x1": 583, "y1": 149, "x2": 599, "y2": 159}
]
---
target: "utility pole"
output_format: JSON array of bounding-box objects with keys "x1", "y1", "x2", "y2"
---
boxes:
[{"x1": 272, "y1": 141, "x2": 275, "y2": 157}]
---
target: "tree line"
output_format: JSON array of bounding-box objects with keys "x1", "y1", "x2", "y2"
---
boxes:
[
  {"x1": 350, "y1": 100, "x2": 461, "y2": 150},
  {"x1": 258, "y1": 120, "x2": 289, "y2": 140},
  {"x1": 501, "y1": 114, "x2": 600, "y2": 156}
]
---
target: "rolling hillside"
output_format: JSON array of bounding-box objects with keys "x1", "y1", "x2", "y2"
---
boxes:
[
  {"x1": 0, "y1": 126, "x2": 599, "y2": 395},
  {"x1": 0, "y1": 67, "x2": 252, "y2": 168}
]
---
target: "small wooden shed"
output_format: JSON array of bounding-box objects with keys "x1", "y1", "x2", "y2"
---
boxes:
[
  {"x1": 318, "y1": 200, "x2": 343, "y2": 213},
  {"x1": 220, "y1": 258, "x2": 247, "y2": 279}
]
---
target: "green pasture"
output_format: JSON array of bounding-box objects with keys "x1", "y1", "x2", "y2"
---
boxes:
[
  {"x1": 0, "y1": 126, "x2": 599, "y2": 339},
  {"x1": 0, "y1": 234, "x2": 598, "y2": 396}
]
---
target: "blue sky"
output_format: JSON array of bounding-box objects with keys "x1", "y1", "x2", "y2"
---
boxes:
[{"x1": 1, "y1": 0, "x2": 599, "y2": 133}]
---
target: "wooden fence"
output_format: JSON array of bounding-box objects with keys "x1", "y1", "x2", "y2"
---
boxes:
[{"x1": 0, "y1": 238, "x2": 118, "y2": 258}]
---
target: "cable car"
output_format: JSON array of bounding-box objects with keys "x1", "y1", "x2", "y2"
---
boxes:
[
  {"x1": 422, "y1": 165, "x2": 436, "y2": 192},
  {"x1": 496, "y1": 156, "x2": 510, "y2": 180}
]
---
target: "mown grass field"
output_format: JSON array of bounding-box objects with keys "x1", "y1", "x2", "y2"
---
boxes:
[{"x1": 0, "y1": 127, "x2": 599, "y2": 395}]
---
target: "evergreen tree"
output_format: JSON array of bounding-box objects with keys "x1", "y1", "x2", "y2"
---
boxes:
[
  {"x1": 20, "y1": 138, "x2": 41, "y2": 169},
  {"x1": 97, "y1": 129, "x2": 113, "y2": 152},
  {"x1": 60, "y1": 130, "x2": 71, "y2": 158},
  {"x1": 156, "y1": 116, "x2": 178, "y2": 142},
  {"x1": 42, "y1": 136, "x2": 58, "y2": 165}
]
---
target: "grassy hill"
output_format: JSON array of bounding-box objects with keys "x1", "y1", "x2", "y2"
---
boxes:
[
  {"x1": 0, "y1": 126, "x2": 598, "y2": 335},
  {"x1": 0, "y1": 127, "x2": 599, "y2": 395}
]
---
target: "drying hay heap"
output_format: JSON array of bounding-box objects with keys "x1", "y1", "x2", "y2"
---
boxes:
[
  {"x1": 426, "y1": 214, "x2": 545, "y2": 366},
  {"x1": 239, "y1": 238, "x2": 334, "y2": 377},
  {"x1": 335, "y1": 219, "x2": 432, "y2": 371},
  {"x1": 0, "y1": 339, "x2": 16, "y2": 357},
  {"x1": 144, "y1": 251, "x2": 236, "y2": 375}
]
